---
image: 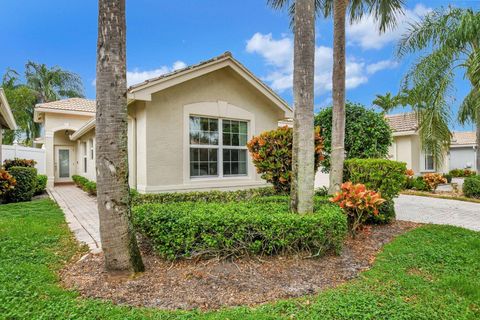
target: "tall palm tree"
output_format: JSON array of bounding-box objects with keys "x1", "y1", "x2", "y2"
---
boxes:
[
  {"x1": 269, "y1": 0, "x2": 316, "y2": 213},
  {"x1": 96, "y1": 0, "x2": 144, "y2": 272},
  {"x1": 268, "y1": 0, "x2": 404, "y2": 195},
  {"x1": 25, "y1": 61, "x2": 84, "y2": 103},
  {"x1": 372, "y1": 92, "x2": 401, "y2": 113},
  {"x1": 398, "y1": 7, "x2": 480, "y2": 171}
]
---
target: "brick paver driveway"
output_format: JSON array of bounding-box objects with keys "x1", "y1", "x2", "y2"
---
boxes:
[
  {"x1": 395, "y1": 194, "x2": 480, "y2": 231},
  {"x1": 49, "y1": 184, "x2": 101, "y2": 253}
]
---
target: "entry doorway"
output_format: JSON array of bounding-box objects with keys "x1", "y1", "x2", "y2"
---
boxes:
[{"x1": 54, "y1": 146, "x2": 74, "y2": 183}]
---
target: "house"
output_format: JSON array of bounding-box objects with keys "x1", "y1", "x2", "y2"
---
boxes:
[
  {"x1": 34, "y1": 52, "x2": 293, "y2": 192},
  {"x1": 386, "y1": 112, "x2": 477, "y2": 174},
  {"x1": 0, "y1": 88, "x2": 18, "y2": 163},
  {"x1": 449, "y1": 131, "x2": 477, "y2": 172}
]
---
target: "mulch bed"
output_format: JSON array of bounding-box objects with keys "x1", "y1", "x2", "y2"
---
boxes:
[{"x1": 60, "y1": 220, "x2": 419, "y2": 310}]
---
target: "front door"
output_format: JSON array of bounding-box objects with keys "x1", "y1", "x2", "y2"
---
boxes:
[{"x1": 54, "y1": 146, "x2": 74, "y2": 183}]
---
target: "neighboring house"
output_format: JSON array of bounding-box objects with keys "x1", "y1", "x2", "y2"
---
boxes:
[
  {"x1": 0, "y1": 88, "x2": 18, "y2": 163},
  {"x1": 34, "y1": 52, "x2": 293, "y2": 192},
  {"x1": 386, "y1": 112, "x2": 477, "y2": 174},
  {"x1": 449, "y1": 131, "x2": 477, "y2": 172}
]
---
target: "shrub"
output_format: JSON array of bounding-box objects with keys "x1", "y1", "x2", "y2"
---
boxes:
[
  {"x1": 3, "y1": 158, "x2": 37, "y2": 171},
  {"x1": 247, "y1": 126, "x2": 324, "y2": 193},
  {"x1": 72, "y1": 175, "x2": 96, "y2": 195},
  {"x1": 443, "y1": 173, "x2": 453, "y2": 184},
  {"x1": 0, "y1": 170, "x2": 16, "y2": 201},
  {"x1": 344, "y1": 159, "x2": 406, "y2": 200},
  {"x1": 133, "y1": 187, "x2": 278, "y2": 206},
  {"x1": 404, "y1": 169, "x2": 415, "y2": 189},
  {"x1": 371, "y1": 199, "x2": 395, "y2": 224},
  {"x1": 330, "y1": 182, "x2": 385, "y2": 235},
  {"x1": 315, "y1": 102, "x2": 392, "y2": 172},
  {"x1": 412, "y1": 176, "x2": 430, "y2": 191},
  {"x1": 463, "y1": 175, "x2": 480, "y2": 198},
  {"x1": 422, "y1": 173, "x2": 447, "y2": 192},
  {"x1": 133, "y1": 198, "x2": 347, "y2": 260},
  {"x1": 34, "y1": 175, "x2": 47, "y2": 195},
  {"x1": 6, "y1": 166, "x2": 37, "y2": 203},
  {"x1": 449, "y1": 168, "x2": 476, "y2": 178}
]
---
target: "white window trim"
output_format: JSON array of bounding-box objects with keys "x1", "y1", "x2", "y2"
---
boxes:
[
  {"x1": 422, "y1": 151, "x2": 435, "y2": 172},
  {"x1": 182, "y1": 101, "x2": 256, "y2": 185},
  {"x1": 82, "y1": 141, "x2": 88, "y2": 173},
  {"x1": 89, "y1": 138, "x2": 94, "y2": 160},
  {"x1": 189, "y1": 117, "x2": 249, "y2": 179}
]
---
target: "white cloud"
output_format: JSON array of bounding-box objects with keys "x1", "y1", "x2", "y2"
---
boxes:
[
  {"x1": 366, "y1": 59, "x2": 399, "y2": 74},
  {"x1": 347, "y1": 4, "x2": 432, "y2": 50},
  {"x1": 92, "y1": 60, "x2": 188, "y2": 87},
  {"x1": 246, "y1": 32, "x2": 395, "y2": 95}
]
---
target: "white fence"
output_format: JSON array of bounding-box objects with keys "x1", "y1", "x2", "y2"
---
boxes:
[{"x1": 1, "y1": 144, "x2": 46, "y2": 174}]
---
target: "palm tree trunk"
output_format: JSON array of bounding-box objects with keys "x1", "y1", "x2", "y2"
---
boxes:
[
  {"x1": 290, "y1": 0, "x2": 316, "y2": 214},
  {"x1": 329, "y1": 0, "x2": 347, "y2": 194},
  {"x1": 96, "y1": 0, "x2": 144, "y2": 272}
]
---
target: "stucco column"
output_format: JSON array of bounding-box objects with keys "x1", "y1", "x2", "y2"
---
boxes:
[
  {"x1": 0, "y1": 125, "x2": 3, "y2": 165},
  {"x1": 45, "y1": 132, "x2": 55, "y2": 188}
]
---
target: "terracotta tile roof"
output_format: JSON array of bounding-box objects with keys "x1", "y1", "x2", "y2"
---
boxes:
[
  {"x1": 128, "y1": 51, "x2": 233, "y2": 91},
  {"x1": 451, "y1": 131, "x2": 476, "y2": 145},
  {"x1": 35, "y1": 98, "x2": 96, "y2": 113},
  {"x1": 385, "y1": 112, "x2": 418, "y2": 133}
]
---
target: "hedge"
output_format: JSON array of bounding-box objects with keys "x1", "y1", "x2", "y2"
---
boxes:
[
  {"x1": 133, "y1": 197, "x2": 347, "y2": 260},
  {"x1": 463, "y1": 175, "x2": 480, "y2": 198},
  {"x1": 6, "y1": 166, "x2": 37, "y2": 203},
  {"x1": 34, "y1": 175, "x2": 47, "y2": 195},
  {"x1": 3, "y1": 158, "x2": 36, "y2": 171},
  {"x1": 344, "y1": 159, "x2": 406, "y2": 200},
  {"x1": 449, "y1": 168, "x2": 476, "y2": 178},
  {"x1": 72, "y1": 175, "x2": 97, "y2": 195},
  {"x1": 132, "y1": 187, "x2": 278, "y2": 206}
]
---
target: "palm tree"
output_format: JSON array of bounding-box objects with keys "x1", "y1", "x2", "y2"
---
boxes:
[
  {"x1": 397, "y1": 7, "x2": 480, "y2": 171},
  {"x1": 372, "y1": 92, "x2": 401, "y2": 113},
  {"x1": 268, "y1": 0, "x2": 404, "y2": 195},
  {"x1": 268, "y1": 0, "x2": 317, "y2": 214},
  {"x1": 25, "y1": 61, "x2": 84, "y2": 103},
  {"x1": 96, "y1": 0, "x2": 144, "y2": 272}
]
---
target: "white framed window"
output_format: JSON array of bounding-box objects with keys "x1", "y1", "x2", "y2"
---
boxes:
[
  {"x1": 89, "y1": 139, "x2": 94, "y2": 160},
  {"x1": 82, "y1": 141, "x2": 88, "y2": 173},
  {"x1": 189, "y1": 116, "x2": 248, "y2": 178},
  {"x1": 424, "y1": 153, "x2": 435, "y2": 171}
]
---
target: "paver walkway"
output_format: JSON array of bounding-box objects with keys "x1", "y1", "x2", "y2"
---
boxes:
[
  {"x1": 395, "y1": 194, "x2": 480, "y2": 231},
  {"x1": 49, "y1": 184, "x2": 101, "y2": 253}
]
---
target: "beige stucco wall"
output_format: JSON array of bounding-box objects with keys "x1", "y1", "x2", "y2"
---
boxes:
[
  {"x1": 390, "y1": 135, "x2": 419, "y2": 174},
  {"x1": 133, "y1": 67, "x2": 285, "y2": 193},
  {"x1": 75, "y1": 129, "x2": 96, "y2": 181}
]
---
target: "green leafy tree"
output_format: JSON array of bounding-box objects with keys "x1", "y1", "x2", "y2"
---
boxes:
[
  {"x1": 315, "y1": 102, "x2": 392, "y2": 171},
  {"x1": 397, "y1": 7, "x2": 480, "y2": 171}
]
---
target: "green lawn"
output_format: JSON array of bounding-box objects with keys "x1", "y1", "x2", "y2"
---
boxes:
[{"x1": 0, "y1": 199, "x2": 479, "y2": 319}]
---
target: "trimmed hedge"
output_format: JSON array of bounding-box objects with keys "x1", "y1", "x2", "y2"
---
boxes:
[
  {"x1": 6, "y1": 166, "x2": 37, "y2": 203},
  {"x1": 3, "y1": 158, "x2": 36, "y2": 171},
  {"x1": 72, "y1": 175, "x2": 97, "y2": 195},
  {"x1": 463, "y1": 175, "x2": 480, "y2": 198},
  {"x1": 132, "y1": 187, "x2": 278, "y2": 206},
  {"x1": 449, "y1": 168, "x2": 476, "y2": 178},
  {"x1": 133, "y1": 197, "x2": 347, "y2": 260},
  {"x1": 344, "y1": 159, "x2": 406, "y2": 200},
  {"x1": 35, "y1": 175, "x2": 47, "y2": 195}
]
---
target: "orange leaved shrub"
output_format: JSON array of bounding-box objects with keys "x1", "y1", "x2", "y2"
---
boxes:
[
  {"x1": 422, "y1": 173, "x2": 447, "y2": 192},
  {"x1": 0, "y1": 169, "x2": 16, "y2": 197},
  {"x1": 330, "y1": 182, "x2": 385, "y2": 236},
  {"x1": 247, "y1": 126, "x2": 324, "y2": 193}
]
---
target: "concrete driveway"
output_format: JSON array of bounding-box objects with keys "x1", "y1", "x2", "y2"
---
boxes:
[{"x1": 395, "y1": 194, "x2": 480, "y2": 231}]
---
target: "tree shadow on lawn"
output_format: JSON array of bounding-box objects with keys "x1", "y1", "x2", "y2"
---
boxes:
[{"x1": 60, "y1": 221, "x2": 419, "y2": 311}]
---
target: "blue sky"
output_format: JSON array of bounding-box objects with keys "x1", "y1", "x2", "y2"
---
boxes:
[{"x1": 0, "y1": 0, "x2": 478, "y2": 131}]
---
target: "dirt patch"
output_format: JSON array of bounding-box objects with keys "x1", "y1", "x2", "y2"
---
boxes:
[{"x1": 60, "y1": 220, "x2": 419, "y2": 310}]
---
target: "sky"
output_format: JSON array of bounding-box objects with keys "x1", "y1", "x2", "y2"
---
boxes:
[{"x1": 0, "y1": 0, "x2": 479, "y2": 131}]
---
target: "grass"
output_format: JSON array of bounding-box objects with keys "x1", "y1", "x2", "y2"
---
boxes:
[
  {"x1": 401, "y1": 189, "x2": 480, "y2": 204},
  {"x1": 0, "y1": 199, "x2": 479, "y2": 319}
]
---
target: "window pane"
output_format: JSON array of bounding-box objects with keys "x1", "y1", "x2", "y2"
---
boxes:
[
  {"x1": 239, "y1": 134, "x2": 248, "y2": 146},
  {"x1": 223, "y1": 133, "x2": 231, "y2": 146},
  {"x1": 238, "y1": 161, "x2": 247, "y2": 175},
  {"x1": 231, "y1": 134, "x2": 239, "y2": 146},
  {"x1": 239, "y1": 122, "x2": 247, "y2": 134},
  {"x1": 190, "y1": 147, "x2": 218, "y2": 177},
  {"x1": 239, "y1": 149, "x2": 247, "y2": 161},
  {"x1": 223, "y1": 149, "x2": 230, "y2": 161},
  {"x1": 223, "y1": 149, "x2": 247, "y2": 176},
  {"x1": 231, "y1": 149, "x2": 238, "y2": 161},
  {"x1": 223, "y1": 120, "x2": 231, "y2": 133},
  {"x1": 223, "y1": 162, "x2": 231, "y2": 175},
  {"x1": 231, "y1": 121, "x2": 239, "y2": 133},
  {"x1": 190, "y1": 116, "x2": 218, "y2": 146}
]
